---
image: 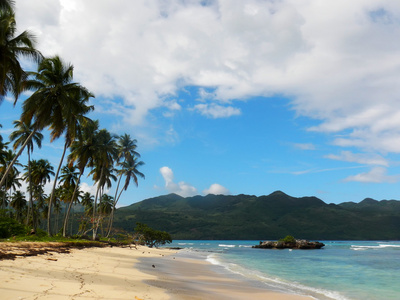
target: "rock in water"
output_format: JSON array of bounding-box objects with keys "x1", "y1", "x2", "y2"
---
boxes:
[{"x1": 252, "y1": 239, "x2": 325, "y2": 249}]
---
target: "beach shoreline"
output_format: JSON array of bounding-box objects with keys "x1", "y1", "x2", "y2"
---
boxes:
[{"x1": 0, "y1": 242, "x2": 312, "y2": 299}]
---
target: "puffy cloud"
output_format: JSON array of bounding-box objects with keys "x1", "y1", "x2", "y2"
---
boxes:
[
  {"x1": 14, "y1": 0, "x2": 400, "y2": 152},
  {"x1": 160, "y1": 166, "x2": 197, "y2": 197},
  {"x1": 344, "y1": 167, "x2": 400, "y2": 183},
  {"x1": 203, "y1": 183, "x2": 230, "y2": 195}
]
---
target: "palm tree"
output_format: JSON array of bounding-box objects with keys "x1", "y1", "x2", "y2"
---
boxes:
[
  {"x1": 0, "y1": 1, "x2": 14, "y2": 11},
  {"x1": 10, "y1": 190, "x2": 26, "y2": 222},
  {"x1": 106, "y1": 156, "x2": 144, "y2": 237},
  {"x1": 111, "y1": 134, "x2": 140, "y2": 210},
  {"x1": 10, "y1": 119, "x2": 43, "y2": 228},
  {"x1": 59, "y1": 164, "x2": 79, "y2": 236},
  {"x1": 64, "y1": 119, "x2": 98, "y2": 237},
  {"x1": 0, "y1": 2, "x2": 42, "y2": 103},
  {"x1": 20, "y1": 55, "x2": 94, "y2": 235},
  {"x1": 98, "y1": 193, "x2": 113, "y2": 236},
  {"x1": 89, "y1": 129, "x2": 117, "y2": 240},
  {"x1": 26, "y1": 159, "x2": 54, "y2": 228},
  {"x1": 1, "y1": 149, "x2": 21, "y2": 199}
]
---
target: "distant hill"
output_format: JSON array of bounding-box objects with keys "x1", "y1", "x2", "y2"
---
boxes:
[{"x1": 113, "y1": 191, "x2": 400, "y2": 240}]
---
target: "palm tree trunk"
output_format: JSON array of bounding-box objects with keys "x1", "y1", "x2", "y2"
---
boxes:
[
  {"x1": 26, "y1": 150, "x2": 36, "y2": 230},
  {"x1": 92, "y1": 168, "x2": 103, "y2": 240},
  {"x1": 0, "y1": 130, "x2": 36, "y2": 189},
  {"x1": 62, "y1": 171, "x2": 83, "y2": 237},
  {"x1": 105, "y1": 174, "x2": 123, "y2": 238},
  {"x1": 47, "y1": 141, "x2": 68, "y2": 236}
]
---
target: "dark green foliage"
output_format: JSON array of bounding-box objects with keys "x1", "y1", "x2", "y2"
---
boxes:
[
  {"x1": 0, "y1": 216, "x2": 26, "y2": 238},
  {"x1": 134, "y1": 222, "x2": 172, "y2": 248},
  {"x1": 113, "y1": 191, "x2": 400, "y2": 240},
  {"x1": 279, "y1": 235, "x2": 296, "y2": 243}
]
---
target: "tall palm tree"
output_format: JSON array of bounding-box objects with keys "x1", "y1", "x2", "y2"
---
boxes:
[
  {"x1": 106, "y1": 156, "x2": 144, "y2": 237},
  {"x1": 10, "y1": 119, "x2": 43, "y2": 228},
  {"x1": 111, "y1": 134, "x2": 140, "y2": 213},
  {"x1": 0, "y1": 56, "x2": 92, "y2": 201},
  {"x1": 19, "y1": 55, "x2": 94, "y2": 235},
  {"x1": 89, "y1": 129, "x2": 117, "y2": 240},
  {"x1": 0, "y1": 2, "x2": 42, "y2": 103},
  {"x1": 64, "y1": 119, "x2": 98, "y2": 237},
  {"x1": 10, "y1": 190, "x2": 26, "y2": 222}
]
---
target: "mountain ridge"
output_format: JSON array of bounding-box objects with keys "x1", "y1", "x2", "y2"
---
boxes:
[{"x1": 114, "y1": 191, "x2": 400, "y2": 240}]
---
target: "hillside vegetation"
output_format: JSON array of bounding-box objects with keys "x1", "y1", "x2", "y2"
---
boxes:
[{"x1": 113, "y1": 191, "x2": 400, "y2": 240}]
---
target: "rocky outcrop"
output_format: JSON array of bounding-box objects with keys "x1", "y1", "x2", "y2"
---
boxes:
[{"x1": 252, "y1": 239, "x2": 325, "y2": 249}]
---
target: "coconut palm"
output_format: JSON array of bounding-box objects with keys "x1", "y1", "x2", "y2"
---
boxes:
[
  {"x1": 59, "y1": 164, "x2": 79, "y2": 236},
  {"x1": 10, "y1": 119, "x2": 43, "y2": 227},
  {"x1": 63, "y1": 119, "x2": 98, "y2": 237},
  {"x1": 0, "y1": 2, "x2": 42, "y2": 103},
  {"x1": 0, "y1": 149, "x2": 21, "y2": 199},
  {"x1": 88, "y1": 129, "x2": 118, "y2": 240},
  {"x1": 10, "y1": 190, "x2": 26, "y2": 222},
  {"x1": 26, "y1": 159, "x2": 53, "y2": 227},
  {"x1": 19, "y1": 55, "x2": 94, "y2": 235},
  {"x1": 106, "y1": 156, "x2": 144, "y2": 237},
  {"x1": 0, "y1": 0, "x2": 14, "y2": 11},
  {"x1": 0, "y1": 56, "x2": 93, "y2": 202},
  {"x1": 81, "y1": 192, "x2": 93, "y2": 217}
]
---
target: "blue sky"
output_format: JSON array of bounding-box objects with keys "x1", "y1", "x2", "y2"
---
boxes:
[{"x1": 2, "y1": 1, "x2": 400, "y2": 206}]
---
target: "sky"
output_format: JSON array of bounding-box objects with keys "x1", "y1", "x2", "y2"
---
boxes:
[{"x1": 2, "y1": 0, "x2": 400, "y2": 207}]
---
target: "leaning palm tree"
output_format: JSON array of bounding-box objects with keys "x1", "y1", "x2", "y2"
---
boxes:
[
  {"x1": 0, "y1": 2, "x2": 42, "y2": 104},
  {"x1": 20, "y1": 55, "x2": 94, "y2": 235},
  {"x1": 106, "y1": 156, "x2": 144, "y2": 237},
  {"x1": 10, "y1": 119, "x2": 43, "y2": 228},
  {"x1": 0, "y1": 56, "x2": 93, "y2": 209}
]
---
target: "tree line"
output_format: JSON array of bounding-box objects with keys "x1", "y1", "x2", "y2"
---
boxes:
[{"x1": 0, "y1": 0, "x2": 144, "y2": 239}]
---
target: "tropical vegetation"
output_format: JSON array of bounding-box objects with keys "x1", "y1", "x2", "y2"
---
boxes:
[{"x1": 0, "y1": 1, "x2": 145, "y2": 241}]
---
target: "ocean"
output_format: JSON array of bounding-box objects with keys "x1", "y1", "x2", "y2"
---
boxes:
[{"x1": 167, "y1": 240, "x2": 400, "y2": 300}]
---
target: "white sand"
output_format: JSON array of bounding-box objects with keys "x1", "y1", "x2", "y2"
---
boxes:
[{"x1": 0, "y1": 244, "x2": 312, "y2": 300}]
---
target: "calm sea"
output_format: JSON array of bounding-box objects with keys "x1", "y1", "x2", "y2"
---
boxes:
[{"x1": 167, "y1": 240, "x2": 400, "y2": 300}]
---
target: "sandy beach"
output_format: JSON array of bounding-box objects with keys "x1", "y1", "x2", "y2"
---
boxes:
[{"x1": 0, "y1": 243, "x2": 312, "y2": 299}]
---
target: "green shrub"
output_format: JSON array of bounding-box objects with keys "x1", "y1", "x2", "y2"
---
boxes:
[
  {"x1": 134, "y1": 222, "x2": 172, "y2": 248},
  {"x1": 279, "y1": 235, "x2": 296, "y2": 243},
  {"x1": 0, "y1": 217, "x2": 27, "y2": 238}
]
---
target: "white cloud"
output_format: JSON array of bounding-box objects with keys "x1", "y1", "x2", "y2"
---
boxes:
[
  {"x1": 13, "y1": 1, "x2": 400, "y2": 152},
  {"x1": 293, "y1": 143, "x2": 316, "y2": 150},
  {"x1": 203, "y1": 183, "x2": 230, "y2": 195},
  {"x1": 344, "y1": 167, "x2": 400, "y2": 183},
  {"x1": 79, "y1": 182, "x2": 98, "y2": 196},
  {"x1": 194, "y1": 103, "x2": 241, "y2": 118},
  {"x1": 159, "y1": 166, "x2": 197, "y2": 197},
  {"x1": 325, "y1": 151, "x2": 389, "y2": 166}
]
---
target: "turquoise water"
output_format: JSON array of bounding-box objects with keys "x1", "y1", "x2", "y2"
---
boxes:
[{"x1": 167, "y1": 240, "x2": 400, "y2": 299}]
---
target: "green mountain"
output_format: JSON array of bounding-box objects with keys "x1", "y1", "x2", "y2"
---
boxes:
[{"x1": 113, "y1": 191, "x2": 400, "y2": 240}]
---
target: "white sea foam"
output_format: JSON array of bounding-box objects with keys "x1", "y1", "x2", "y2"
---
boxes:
[
  {"x1": 218, "y1": 244, "x2": 236, "y2": 248},
  {"x1": 351, "y1": 244, "x2": 400, "y2": 251},
  {"x1": 206, "y1": 253, "x2": 347, "y2": 300}
]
